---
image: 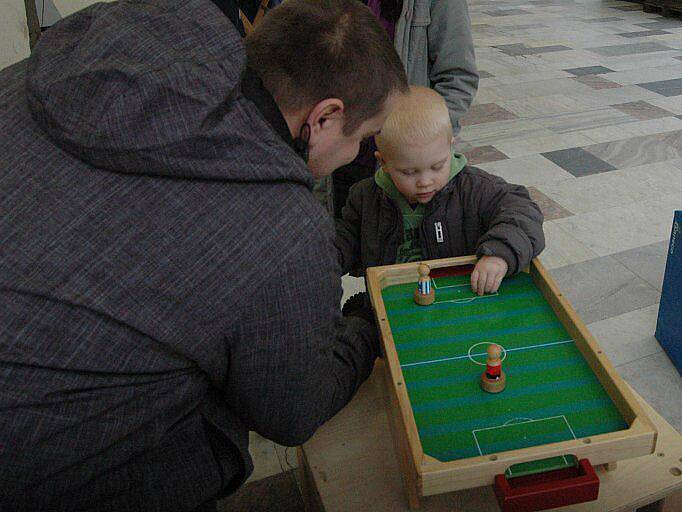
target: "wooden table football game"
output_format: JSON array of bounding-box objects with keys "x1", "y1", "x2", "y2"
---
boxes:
[
  {"x1": 297, "y1": 365, "x2": 682, "y2": 512},
  {"x1": 363, "y1": 256, "x2": 657, "y2": 510}
]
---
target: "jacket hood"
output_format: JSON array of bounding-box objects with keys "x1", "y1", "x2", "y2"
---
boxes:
[{"x1": 25, "y1": 0, "x2": 309, "y2": 184}]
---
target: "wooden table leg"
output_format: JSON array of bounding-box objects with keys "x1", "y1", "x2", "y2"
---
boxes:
[{"x1": 298, "y1": 447, "x2": 324, "y2": 512}]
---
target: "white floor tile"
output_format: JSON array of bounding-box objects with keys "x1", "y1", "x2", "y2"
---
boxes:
[
  {"x1": 587, "y1": 304, "x2": 662, "y2": 367},
  {"x1": 477, "y1": 154, "x2": 575, "y2": 186}
]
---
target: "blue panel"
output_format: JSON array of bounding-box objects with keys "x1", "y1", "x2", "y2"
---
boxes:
[{"x1": 655, "y1": 210, "x2": 682, "y2": 373}]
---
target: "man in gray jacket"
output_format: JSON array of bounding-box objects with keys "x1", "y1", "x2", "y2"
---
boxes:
[{"x1": 0, "y1": 0, "x2": 407, "y2": 510}]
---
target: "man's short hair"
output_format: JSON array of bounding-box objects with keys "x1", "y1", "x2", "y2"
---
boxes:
[
  {"x1": 376, "y1": 86, "x2": 453, "y2": 158},
  {"x1": 246, "y1": 0, "x2": 408, "y2": 135}
]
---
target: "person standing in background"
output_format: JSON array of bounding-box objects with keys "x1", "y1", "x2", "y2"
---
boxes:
[{"x1": 329, "y1": 0, "x2": 479, "y2": 218}]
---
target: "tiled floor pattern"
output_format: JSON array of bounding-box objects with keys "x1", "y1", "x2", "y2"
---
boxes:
[{"x1": 224, "y1": 0, "x2": 682, "y2": 509}]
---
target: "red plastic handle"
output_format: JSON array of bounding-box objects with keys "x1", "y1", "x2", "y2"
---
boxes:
[{"x1": 493, "y1": 459, "x2": 600, "y2": 512}]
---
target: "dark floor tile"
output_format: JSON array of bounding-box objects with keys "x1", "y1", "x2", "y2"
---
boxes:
[
  {"x1": 484, "y1": 8, "x2": 532, "y2": 16},
  {"x1": 494, "y1": 43, "x2": 529, "y2": 56},
  {"x1": 525, "y1": 45, "x2": 573, "y2": 55},
  {"x1": 218, "y1": 471, "x2": 304, "y2": 512},
  {"x1": 551, "y1": 256, "x2": 661, "y2": 324},
  {"x1": 564, "y1": 65, "x2": 616, "y2": 76},
  {"x1": 496, "y1": 43, "x2": 571, "y2": 56},
  {"x1": 612, "y1": 241, "x2": 670, "y2": 291},
  {"x1": 612, "y1": 100, "x2": 673, "y2": 120},
  {"x1": 573, "y1": 74, "x2": 623, "y2": 89},
  {"x1": 637, "y1": 78, "x2": 682, "y2": 97},
  {"x1": 541, "y1": 147, "x2": 617, "y2": 177},
  {"x1": 636, "y1": 20, "x2": 682, "y2": 29},
  {"x1": 583, "y1": 17, "x2": 625, "y2": 23},
  {"x1": 463, "y1": 146, "x2": 509, "y2": 165},
  {"x1": 617, "y1": 29, "x2": 672, "y2": 38},
  {"x1": 527, "y1": 187, "x2": 574, "y2": 221},
  {"x1": 610, "y1": 4, "x2": 645, "y2": 10},
  {"x1": 461, "y1": 103, "x2": 518, "y2": 126},
  {"x1": 588, "y1": 42, "x2": 674, "y2": 57},
  {"x1": 510, "y1": 23, "x2": 550, "y2": 30}
]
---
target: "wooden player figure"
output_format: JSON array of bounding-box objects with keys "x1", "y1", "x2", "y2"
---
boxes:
[
  {"x1": 481, "y1": 343, "x2": 506, "y2": 393},
  {"x1": 413, "y1": 263, "x2": 435, "y2": 306}
]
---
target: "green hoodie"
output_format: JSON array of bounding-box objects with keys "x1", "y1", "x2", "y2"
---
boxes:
[{"x1": 375, "y1": 151, "x2": 467, "y2": 263}]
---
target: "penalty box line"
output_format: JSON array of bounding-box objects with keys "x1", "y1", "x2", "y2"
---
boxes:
[
  {"x1": 432, "y1": 280, "x2": 469, "y2": 291},
  {"x1": 400, "y1": 339, "x2": 574, "y2": 369},
  {"x1": 472, "y1": 415, "x2": 577, "y2": 458},
  {"x1": 430, "y1": 280, "x2": 499, "y2": 303},
  {"x1": 434, "y1": 293, "x2": 499, "y2": 305}
]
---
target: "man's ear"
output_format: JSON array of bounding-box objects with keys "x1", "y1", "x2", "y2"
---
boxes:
[{"x1": 305, "y1": 98, "x2": 345, "y2": 141}]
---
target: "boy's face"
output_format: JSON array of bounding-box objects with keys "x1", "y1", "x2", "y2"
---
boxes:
[{"x1": 378, "y1": 135, "x2": 454, "y2": 204}]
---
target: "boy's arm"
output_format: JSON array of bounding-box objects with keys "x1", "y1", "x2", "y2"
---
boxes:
[
  {"x1": 334, "y1": 183, "x2": 364, "y2": 276},
  {"x1": 468, "y1": 169, "x2": 545, "y2": 274},
  {"x1": 225, "y1": 231, "x2": 378, "y2": 446},
  {"x1": 428, "y1": 0, "x2": 479, "y2": 135}
]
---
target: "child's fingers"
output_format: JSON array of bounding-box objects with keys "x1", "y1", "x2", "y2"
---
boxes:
[
  {"x1": 471, "y1": 269, "x2": 479, "y2": 293},
  {"x1": 492, "y1": 272, "x2": 504, "y2": 293},
  {"x1": 476, "y1": 271, "x2": 487, "y2": 296},
  {"x1": 485, "y1": 272, "x2": 497, "y2": 293}
]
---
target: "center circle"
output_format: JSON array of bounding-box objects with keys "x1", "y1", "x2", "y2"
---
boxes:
[{"x1": 468, "y1": 342, "x2": 507, "y2": 366}]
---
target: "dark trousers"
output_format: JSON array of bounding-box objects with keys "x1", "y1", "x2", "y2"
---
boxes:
[{"x1": 192, "y1": 500, "x2": 218, "y2": 512}]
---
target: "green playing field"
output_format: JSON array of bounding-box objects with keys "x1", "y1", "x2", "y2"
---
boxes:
[{"x1": 381, "y1": 268, "x2": 628, "y2": 465}]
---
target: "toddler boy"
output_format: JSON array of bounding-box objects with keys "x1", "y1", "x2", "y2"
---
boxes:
[{"x1": 335, "y1": 86, "x2": 545, "y2": 296}]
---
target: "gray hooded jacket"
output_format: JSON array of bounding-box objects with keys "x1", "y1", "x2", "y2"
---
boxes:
[
  {"x1": 0, "y1": 1, "x2": 378, "y2": 510},
  {"x1": 395, "y1": 0, "x2": 478, "y2": 134}
]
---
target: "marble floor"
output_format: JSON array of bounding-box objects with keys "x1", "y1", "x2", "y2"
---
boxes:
[{"x1": 221, "y1": 0, "x2": 682, "y2": 509}]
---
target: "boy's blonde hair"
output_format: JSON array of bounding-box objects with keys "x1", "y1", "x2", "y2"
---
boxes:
[{"x1": 375, "y1": 86, "x2": 452, "y2": 159}]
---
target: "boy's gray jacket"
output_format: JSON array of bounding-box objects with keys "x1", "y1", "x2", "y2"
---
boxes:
[
  {"x1": 395, "y1": 0, "x2": 478, "y2": 134},
  {"x1": 0, "y1": 1, "x2": 378, "y2": 510},
  {"x1": 335, "y1": 167, "x2": 545, "y2": 275}
]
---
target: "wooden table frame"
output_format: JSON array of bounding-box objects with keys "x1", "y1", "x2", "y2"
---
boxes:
[{"x1": 366, "y1": 256, "x2": 657, "y2": 508}]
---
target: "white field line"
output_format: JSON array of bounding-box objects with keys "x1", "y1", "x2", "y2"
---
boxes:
[{"x1": 400, "y1": 339, "x2": 573, "y2": 368}]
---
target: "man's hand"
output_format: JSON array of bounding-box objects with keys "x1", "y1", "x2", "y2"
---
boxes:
[{"x1": 471, "y1": 256, "x2": 508, "y2": 296}]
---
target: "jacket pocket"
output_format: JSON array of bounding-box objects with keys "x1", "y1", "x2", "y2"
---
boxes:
[{"x1": 408, "y1": 1, "x2": 431, "y2": 63}]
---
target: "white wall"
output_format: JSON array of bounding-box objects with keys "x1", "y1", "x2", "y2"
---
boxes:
[
  {"x1": 0, "y1": 1, "x2": 30, "y2": 71},
  {"x1": 50, "y1": 0, "x2": 114, "y2": 19},
  {"x1": 35, "y1": 1, "x2": 116, "y2": 26},
  {"x1": 0, "y1": 1, "x2": 118, "y2": 72}
]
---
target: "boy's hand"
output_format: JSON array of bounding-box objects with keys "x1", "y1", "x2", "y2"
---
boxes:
[{"x1": 471, "y1": 256, "x2": 508, "y2": 296}]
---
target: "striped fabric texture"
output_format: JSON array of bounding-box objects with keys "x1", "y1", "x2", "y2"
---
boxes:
[{"x1": 0, "y1": 1, "x2": 378, "y2": 510}]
